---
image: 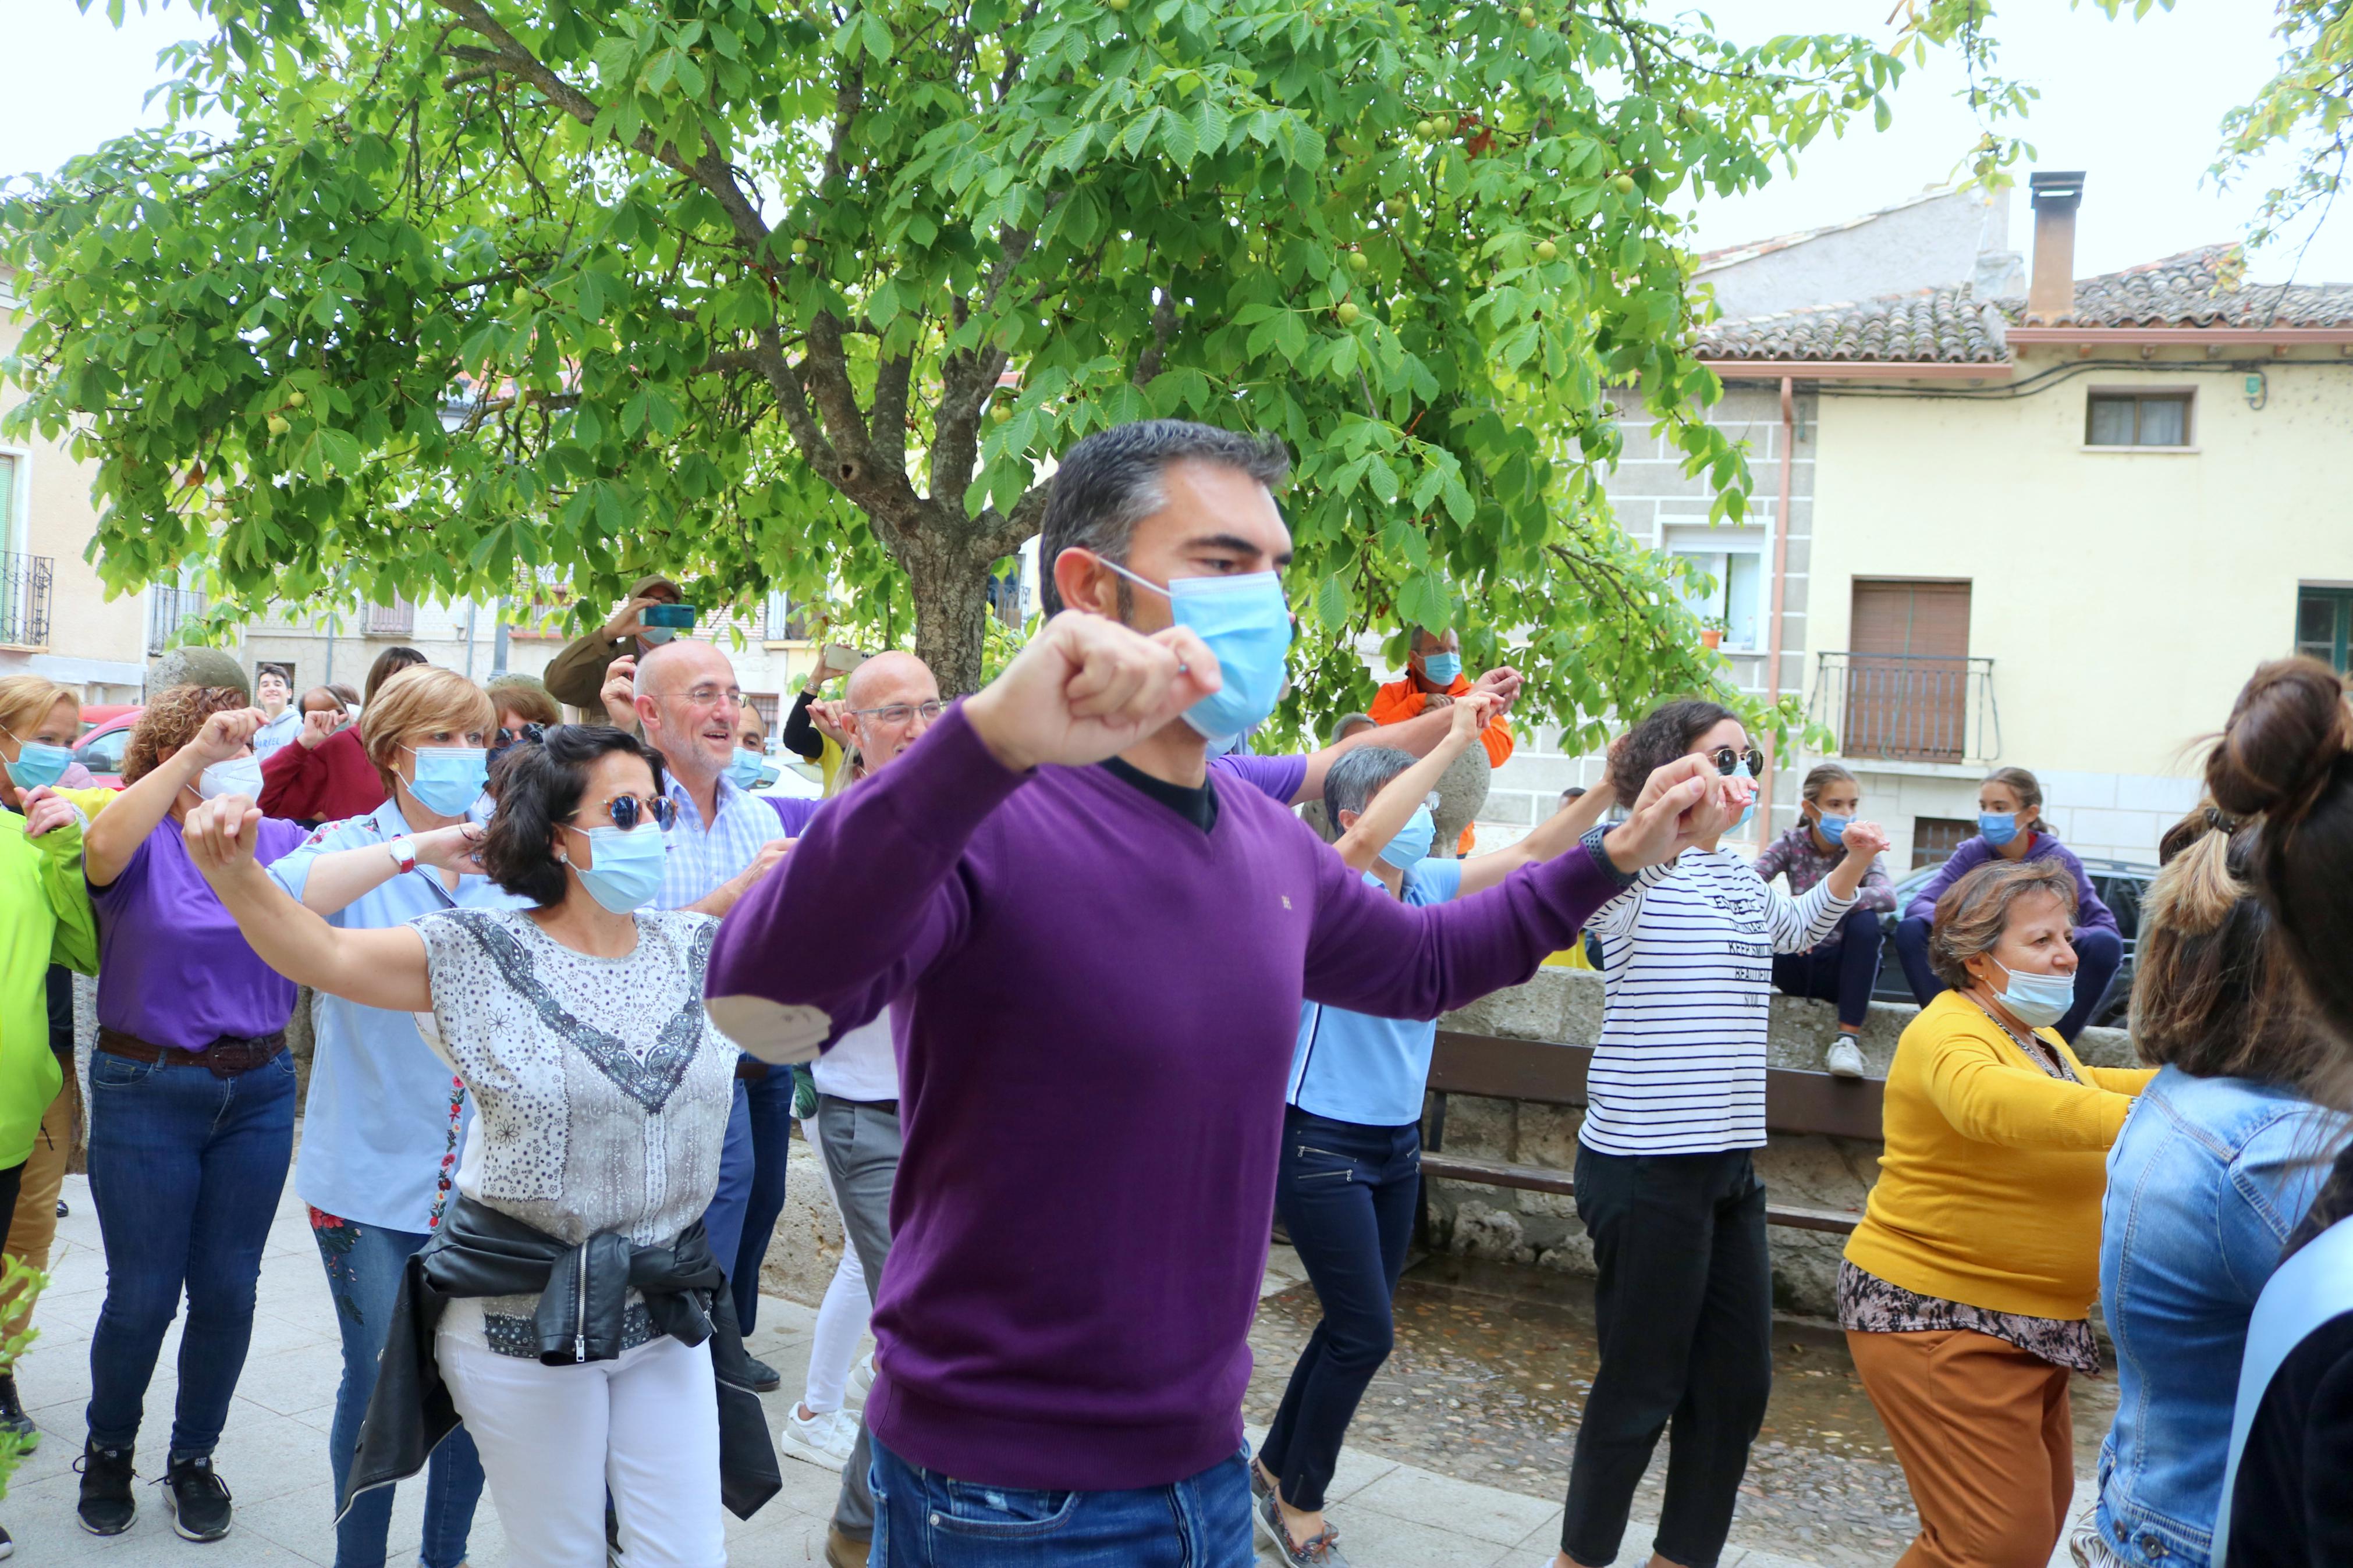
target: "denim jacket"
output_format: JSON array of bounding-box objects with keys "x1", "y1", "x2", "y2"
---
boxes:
[{"x1": 2094, "y1": 1066, "x2": 2344, "y2": 1567}]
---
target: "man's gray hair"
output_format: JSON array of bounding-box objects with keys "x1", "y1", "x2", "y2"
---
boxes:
[
  {"x1": 1037, "y1": 420, "x2": 1290, "y2": 616},
  {"x1": 1323, "y1": 745, "x2": 1419, "y2": 823}
]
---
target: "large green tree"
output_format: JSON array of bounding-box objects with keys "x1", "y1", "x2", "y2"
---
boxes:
[{"x1": 5, "y1": 0, "x2": 1910, "y2": 742}]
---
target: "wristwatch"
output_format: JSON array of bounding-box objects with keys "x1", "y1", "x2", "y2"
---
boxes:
[{"x1": 386, "y1": 836, "x2": 418, "y2": 876}]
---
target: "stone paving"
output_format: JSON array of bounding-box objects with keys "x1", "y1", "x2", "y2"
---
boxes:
[{"x1": 0, "y1": 1168, "x2": 2085, "y2": 1567}]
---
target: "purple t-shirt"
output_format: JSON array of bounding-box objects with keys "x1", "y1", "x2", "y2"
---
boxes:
[
  {"x1": 1208, "y1": 749, "x2": 1307, "y2": 805},
  {"x1": 91, "y1": 816, "x2": 308, "y2": 1050}
]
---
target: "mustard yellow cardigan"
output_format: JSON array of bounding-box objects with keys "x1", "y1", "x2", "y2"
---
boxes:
[{"x1": 1845, "y1": 989, "x2": 2155, "y2": 1321}]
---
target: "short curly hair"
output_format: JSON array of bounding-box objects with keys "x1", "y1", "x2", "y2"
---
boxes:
[
  {"x1": 478, "y1": 724, "x2": 669, "y2": 907},
  {"x1": 1928, "y1": 859, "x2": 2079, "y2": 990},
  {"x1": 1607, "y1": 698, "x2": 1740, "y2": 803},
  {"x1": 123, "y1": 685, "x2": 254, "y2": 785}
]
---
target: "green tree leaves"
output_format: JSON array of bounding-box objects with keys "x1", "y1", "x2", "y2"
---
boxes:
[{"x1": 6, "y1": 0, "x2": 1904, "y2": 734}]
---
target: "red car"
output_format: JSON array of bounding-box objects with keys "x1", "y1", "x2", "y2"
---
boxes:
[{"x1": 71, "y1": 707, "x2": 142, "y2": 790}]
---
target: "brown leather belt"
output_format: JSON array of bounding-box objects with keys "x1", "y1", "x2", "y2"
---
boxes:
[{"x1": 97, "y1": 1028, "x2": 288, "y2": 1079}]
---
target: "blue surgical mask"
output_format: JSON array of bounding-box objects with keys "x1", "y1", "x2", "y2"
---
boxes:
[
  {"x1": 725, "y1": 748, "x2": 766, "y2": 790},
  {"x1": 196, "y1": 757, "x2": 265, "y2": 802},
  {"x1": 1980, "y1": 811, "x2": 2019, "y2": 847},
  {"x1": 1379, "y1": 805, "x2": 1437, "y2": 869},
  {"x1": 403, "y1": 746, "x2": 489, "y2": 818},
  {"x1": 1815, "y1": 814, "x2": 1849, "y2": 847},
  {"x1": 2, "y1": 729, "x2": 72, "y2": 792},
  {"x1": 1990, "y1": 958, "x2": 2075, "y2": 1030},
  {"x1": 639, "y1": 627, "x2": 676, "y2": 646},
  {"x1": 1419, "y1": 651, "x2": 1461, "y2": 687},
  {"x1": 1732, "y1": 759, "x2": 1756, "y2": 830},
  {"x1": 1101, "y1": 560, "x2": 1294, "y2": 751},
  {"x1": 565, "y1": 822, "x2": 668, "y2": 913}
]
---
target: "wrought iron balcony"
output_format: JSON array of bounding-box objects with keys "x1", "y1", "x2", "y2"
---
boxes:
[
  {"x1": 0, "y1": 553, "x2": 52, "y2": 648},
  {"x1": 1807, "y1": 652, "x2": 2001, "y2": 766},
  {"x1": 147, "y1": 584, "x2": 208, "y2": 656}
]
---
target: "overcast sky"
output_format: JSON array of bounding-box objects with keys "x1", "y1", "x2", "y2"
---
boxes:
[{"x1": 2, "y1": 0, "x2": 2339, "y2": 285}]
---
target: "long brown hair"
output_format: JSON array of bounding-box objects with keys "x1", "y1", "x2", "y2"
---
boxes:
[
  {"x1": 2208, "y1": 659, "x2": 2353, "y2": 1068},
  {"x1": 2128, "y1": 801, "x2": 2324, "y2": 1086}
]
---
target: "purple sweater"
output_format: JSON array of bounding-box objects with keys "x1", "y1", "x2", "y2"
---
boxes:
[
  {"x1": 1902, "y1": 832, "x2": 2119, "y2": 933},
  {"x1": 705, "y1": 705, "x2": 1625, "y2": 1490}
]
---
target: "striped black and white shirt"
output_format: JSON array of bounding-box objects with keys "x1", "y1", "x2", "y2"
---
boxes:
[{"x1": 1579, "y1": 847, "x2": 1855, "y2": 1157}]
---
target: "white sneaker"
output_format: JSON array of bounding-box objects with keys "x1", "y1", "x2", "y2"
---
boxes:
[
  {"x1": 851, "y1": 1352, "x2": 876, "y2": 1395},
  {"x1": 780, "y1": 1405, "x2": 858, "y2": 1470},
  {"x1": 1826, "y1": 1037, "x2": 1866, "y2": 1079}
]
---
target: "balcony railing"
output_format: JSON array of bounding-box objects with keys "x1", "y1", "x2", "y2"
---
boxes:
[
  {"x1": 147, "y1": 585, "x2": 208, "y2": 655},
  {"x1": 364, "y1": 599, "x2": 416, "y2": 638},
  {"x1": 0, "y1": 553, "x2": 52, "y2": 647},
  {"x1": 1807, "y1": 652, "x2": 2001, "y2": 765}
]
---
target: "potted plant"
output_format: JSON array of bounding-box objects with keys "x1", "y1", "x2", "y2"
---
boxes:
[{"x1": 1698, "y1": 616, "x2": 1729, "y2": 650}]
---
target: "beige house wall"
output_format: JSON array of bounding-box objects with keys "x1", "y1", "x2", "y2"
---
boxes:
[
  {"x1": 0, "y1": 273, "x2": 148, "y2": 701},
  {"x1": 1801, "y1": 348, "x2": 2353, "y2": 866}
]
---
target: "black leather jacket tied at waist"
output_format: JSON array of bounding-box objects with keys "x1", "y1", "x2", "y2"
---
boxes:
[{"x1": 341, "y1": 1194, "x2": 780, "y2": 1522}]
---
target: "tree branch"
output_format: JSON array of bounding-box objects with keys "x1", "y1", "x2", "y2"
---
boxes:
[{"x1": 1134, "y1": 289, "x2": 1177, "y2": 387}]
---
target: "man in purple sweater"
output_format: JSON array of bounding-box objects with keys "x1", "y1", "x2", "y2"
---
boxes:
[{"x1": 705, "y1": 420, "x2": 1742, "y2": 1567}]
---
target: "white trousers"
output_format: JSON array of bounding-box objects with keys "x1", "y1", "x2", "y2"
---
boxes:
[{"x1": 438, "y1": 1328, "x2": 726, "y2": 1568}]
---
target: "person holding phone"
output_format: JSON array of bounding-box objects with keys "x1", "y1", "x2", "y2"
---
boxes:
[{"x1": 541, "y1": 575, "x2": 686, "y2": 714}]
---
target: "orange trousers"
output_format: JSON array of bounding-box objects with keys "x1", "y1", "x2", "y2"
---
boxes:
[{"x1": 1847, "y1": 1327, "x2": 2074, "y2": 1568}]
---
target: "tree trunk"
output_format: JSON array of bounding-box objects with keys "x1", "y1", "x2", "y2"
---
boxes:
[{"x1": 900, "y1": 529, "x2": 995, "y2": 699}]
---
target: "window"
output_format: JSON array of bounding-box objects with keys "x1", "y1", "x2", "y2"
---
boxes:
[
  {"x1": 1846, "y1": 579, "x2": 1973, "y2": 760},
  {"x1": 747, "y1": 692, "x2": 780, "y2": 733},
  {"x1": 364, "y1": 598, "x2": 416, "y2": 637},
  {"x1": 762, "y1": 592, "x2": 812, "y2": 642},
  {"x1": 2298, "y1": 586, "x2": 2353, "y2": 674},
  {"x1": 1911, "y1": 816, "x2": 1975, "y2": 869},
  {"x1": 1666, "y1": 523, "x2": 1766, "y2": 650},
  {"x1": 2086, "y1": 392, "x2": 2192, "y2": 447}
]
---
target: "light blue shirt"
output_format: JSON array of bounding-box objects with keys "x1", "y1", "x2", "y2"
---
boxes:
[
  {"x1": 251, "y1": 708, "x2": 304, "y2": 762},
  {"x1": 268, "y1": 799, "x2": 533, "y2": 1232},
  {"x1": 655, "y1": 771, "x2": 782, "y2": 911},
  {"x1": 1287, "y1": 857, "x2": 1467, "y2": 1127}
]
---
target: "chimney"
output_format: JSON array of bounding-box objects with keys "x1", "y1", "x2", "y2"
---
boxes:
[{"x1": 2027, "y1": 170, "x2": 2085, "y2": 323}]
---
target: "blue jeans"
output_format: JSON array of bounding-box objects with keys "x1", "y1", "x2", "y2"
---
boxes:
[
  {"x1": 84, "y1": 1047, "x2": 297, "y2": 1456},
  {"x1": 311, "y1": 1209, "x2": 484, "y2": 1568},
  {"x1": 732, "y1": 1065, "x2": 796, "y2": 1332},
  {"x1": 701, "y1": 1077, "x2": 754, "y2": 1292},
  {"x1": 1894, "y1": 915, "x2": 2124, "y2": 1042},
  {"x1": 1259, "y1": 1108, "x2": 1420, "y2": 1511},
  {"x1": 1771, "y1": 905, "x2": 1886, "y2": 1030},
  {"x1": 870, "y1": 1434, "x2": 1252, "y2": 1567}
]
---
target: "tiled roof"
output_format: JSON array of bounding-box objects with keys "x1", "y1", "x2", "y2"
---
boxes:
[{"x1": 1695, "y1": 246, "x2": 2353, "y2": 363}]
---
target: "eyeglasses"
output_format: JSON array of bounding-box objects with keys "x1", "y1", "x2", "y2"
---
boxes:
[
  {"x1": 851, "y1": 701, "x2": 946, "y2": 726},
  {"x1": 570, "y1": 794, "x2": 676, "y2": 832},
  {"x1": 1709, "y1": 745, "x2": 1764, "y2": 777},
  {"x1": 494, "y1": 722, "x2": 546, "y2": 754},
  {"x1": 651, "y1": 685, "x2": 744, "y2": 709}
]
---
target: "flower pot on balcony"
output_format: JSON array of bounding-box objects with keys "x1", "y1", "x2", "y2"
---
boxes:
[{"x1": 1699, "y1": 628, "x2": 1723, "y2": 649}]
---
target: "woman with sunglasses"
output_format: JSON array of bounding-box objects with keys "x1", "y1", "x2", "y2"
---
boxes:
[
  {"x1": 181, "y1": 724, "x2": 775, "y2": 1568},
  {"x1": 254, "y1": 665, "x2": 524, "y2": 1568},
  {"x1": 1258, "y1": 695, "x2": 1620, "y2": 1566},
  {"x1": 1549, "y1": 700, "x2": 1889, "y2": 1568}
]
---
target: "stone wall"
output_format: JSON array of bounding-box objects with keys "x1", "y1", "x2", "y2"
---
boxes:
[{"x1": 1422, "y1": 966, "x2": 2131, "y2": 1318}]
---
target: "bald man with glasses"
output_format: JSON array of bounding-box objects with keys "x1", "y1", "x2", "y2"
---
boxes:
[{"x1": 632, "y1": 637, "x2": 819, "y2": 1395}]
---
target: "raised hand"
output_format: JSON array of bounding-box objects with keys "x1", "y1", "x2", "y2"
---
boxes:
[
  {"x1": 190, "y1": 707, "x2": 267, "y2": 765},
  {"x1": 22, "y1": 787, "x2": 76, "y2": 840},
  {"x1": 1471, "y1": 665, "x2": 1523, "y2": 714},
  {"x1": 808, "y1": 699, "x2": 854, "y2": 748},
  {"x1": 183, "y1": 793, "x2": 265, "y2": 876},
  {"x1": 963, "y1": 611, "x2": 1221, "y2": 772},
  {"x1": 1600, "y1": 753, "x2": 1745, "y2": 871},
  {"x1": 413, "y1": 820, "x2": 488, "y2": 874},
  {"x1": 600, "y1": 655, "x2": 639, "y2": 729},
  {"x1": 601, "y1": 593, "x2": 663, "y2": 642},
  {"x1": 1446, "y1": 691, "x2": 1501, "y2": 746},
  {"x1": 1839, "y1": 820, "x2": 1891, "y2": 861},
  {"x1": 297, "y1": 707, "x2": 344, "y2": 751}
]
